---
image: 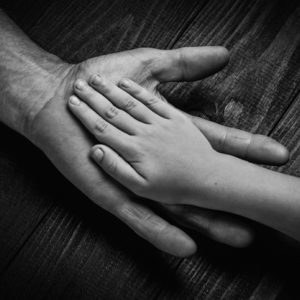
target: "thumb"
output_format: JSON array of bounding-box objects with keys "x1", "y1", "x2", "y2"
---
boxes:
[{"x1": 152, "y1": 46, "x2": 229, "y2": 82}]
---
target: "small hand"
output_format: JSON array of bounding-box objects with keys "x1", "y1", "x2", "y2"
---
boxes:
[
  {"x1": 0, "y1": 11, "x2": 288, "y2": 254},
  {"x1": 69, "y1": 76, "x2": 220, "y2": 205},
  {"x1": 29, "y1": 47, "x2": 288, "y2": 254}
]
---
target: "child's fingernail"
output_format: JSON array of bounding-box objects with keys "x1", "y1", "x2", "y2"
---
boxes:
[
  {"x1": 119, "y1": 79, "x2": 130, "y2": 88},
  {"x1": 75, "y1": 80, "x2": 85, "y2": 90},
  {"x1": 93, "y1": 148, "x2": 104, "y2": 161},
  {"x1": 69, "y1": 96, "x2": 80, "y2": 106},
  {"x1": 91, "y1": 74, "x2": 102, "y2": 85}
]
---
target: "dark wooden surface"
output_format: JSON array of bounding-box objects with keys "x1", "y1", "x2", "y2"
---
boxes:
[{"x1": 0, "y1": 0, "x2": 300, "y2": 299}]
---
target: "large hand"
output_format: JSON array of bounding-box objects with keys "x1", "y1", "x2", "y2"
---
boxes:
[{"x1": 27, "y1": 47, "x2": 288, "y2": 256}]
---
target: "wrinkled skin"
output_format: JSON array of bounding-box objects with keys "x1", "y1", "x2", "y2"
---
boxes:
[{"x1": 26, "y1": 47, "x2": 288, "y2": 256}]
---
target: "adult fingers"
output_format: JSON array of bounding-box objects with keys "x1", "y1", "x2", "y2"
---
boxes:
[
  {"x1": 114, "y1": 200, "x2": 197, "y2": 257},
  {"x1": 119, "y1": 78, "x2": 180, "y2": 119},
  {"x1": 162, "y1": 205, "x2": 255, "y2": 248},
  {"x1": 190, "y1": 116, "x2": 289, "y2": 165},
  {"x1": 151, "y1": 46, "x2": 229, "y2": 82},
  {"x1": 91, "y1": 145, "x2": 145, "y2": 190}
]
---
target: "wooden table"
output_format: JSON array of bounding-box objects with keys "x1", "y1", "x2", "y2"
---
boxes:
[{"x1": 0, "y1": 0, "x2": 300, "y2": 299}]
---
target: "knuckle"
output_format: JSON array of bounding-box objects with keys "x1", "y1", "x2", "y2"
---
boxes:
[
  {"x1": 93, "y1": 77, "x2": 110, "y2": 93},
  {"x1": 145, "y1": 97, "x2": 159, "y2": 107},
  {"x1": 177, "y1": 48, "x2": 188, "y2": 80},
  {"x1": 117, "y1": 203, "x2": 148, "y2": 222},
  {"x1": 145, "y1": 216, "x2": 168, "y2": 242},
  {"x1": 116, "y1": 202, "x2": 169, "y2": 243},
  {"x1": 105, "y1": 106, "x2": 119, "y2": 119},
  {"x1": 244, "y1": 134, "x2": 254, "y2": 158},
  {"x1": 217, "y1": 127, "x2": 229, "y2": 151},
  {"x1": 94, "y1": 118, "x2": 108, "y2": 136},
  {"x1": 123, "y1": 99, "x2": 137, "y2": 111},
  {"x1": 107, "y1": 160, "x2": 117, "y2": 175}
]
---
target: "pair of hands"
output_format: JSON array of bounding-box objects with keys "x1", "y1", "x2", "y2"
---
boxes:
[
  {"x1": 26, "y1": 47, "x2": 288, "y2": 256},
  {"x1": 69, "y1": 74, "x2": 226, "y2": 206}
]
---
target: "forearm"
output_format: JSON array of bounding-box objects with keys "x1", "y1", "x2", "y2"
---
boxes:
[
  {"x1": 0, "y1": 9, "x2": 68, "y2": 136},
  {"x1": 200, "y1": 155, "x2": 300, "y2": 241}
]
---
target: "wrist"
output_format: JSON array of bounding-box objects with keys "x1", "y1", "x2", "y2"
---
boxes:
[
  {"x1": 0, "y1": 49, "x2": 72, "y2": 137},
  {"x1": 202, "y1": 153, "x2": 285, "y2": 219},
  {"x1": 23, "y1": 56, "x2": 73, "y2": 138},
  {"x1": 190, "y1": 151, "x2": 252, "y2": 211},
  {"x1": 184, "y1": 150, "x2": 229, "y2": 209},
  {"x1": 211, "y1": 154, "x2": 300, "y2": 241}
]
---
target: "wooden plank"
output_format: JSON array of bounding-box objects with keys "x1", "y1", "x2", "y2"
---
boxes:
[
  {"x1": 156, "y1": 1, "x2": 300, "y2": 299},
  {"x1": 269, "y1": 94, "x2": 300, "y2": 177},
  {"x1": 0, "y1": 127, "x2": 54, "y2": 272},
  {"x1": 1, "y1": 0, "x2": 300, "y2": 299},
  {"x1": 0, "y1": 195, "x2": 180, "y2": 299},
  {"x1": 263, "y1": 94, "x2": 300, "y2": 300},
  {"x1": 0, "y1": 0, "x2": 208, "y2": 297},
  {"x1": 0, "y1": 0, "x2": 204, "y2": 256},
  {"x1": 16, "y1": 0, "x2": 208, "y2": 62},
  {"x1": 160, "y1": 0, "x2": 300, "y2": 135}
]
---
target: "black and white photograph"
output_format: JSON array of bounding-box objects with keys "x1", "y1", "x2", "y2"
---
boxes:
[{"x1": 0, "y1": 0, "x2": 300, "y2": 299}]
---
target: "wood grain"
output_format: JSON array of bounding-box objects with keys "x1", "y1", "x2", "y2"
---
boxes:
[
  {"x1": 0, "y1": 128, "x2": 54, "y2": 272},
  {"x1": 0, "y1": 0, "x2": 200, "y2": 277},
  {"x1": 270, "y1": 93, "x2": 300, "y2": 177},
  {"x1": 160, "y1": 0, "x2": 300, "y2": 134},
  {"x1": 0, "y1": 0, "x2": 300, "y2": 299}
]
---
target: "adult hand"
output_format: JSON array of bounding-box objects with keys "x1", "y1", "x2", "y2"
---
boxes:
[{"x1": 26, "y1": 47, "x2": 288, "y2": 256}]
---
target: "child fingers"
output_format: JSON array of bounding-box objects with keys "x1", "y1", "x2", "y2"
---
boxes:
[
  {"x1": 89, "y1": 74, "x2": 158, "y2": 124},
  {"x1": 118, "y1": 78, "x2": 178, "y2": 119},
  {"x1": 73, "y1": 79, "x2": 140, "y2": 135},
  {"x1": 91, "y1": 145, "x2": 146, "y2": 190},
  {"x1": 68, "y1": 95, "x2": 133, "y2": 155}
]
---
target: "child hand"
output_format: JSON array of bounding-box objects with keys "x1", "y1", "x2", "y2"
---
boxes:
[
  {"x1": 68, "y1": 74, "x2": 300, "y2": 244},
  {"x1": 68, "y1": 75, "x2": 225, "y2": 205}
]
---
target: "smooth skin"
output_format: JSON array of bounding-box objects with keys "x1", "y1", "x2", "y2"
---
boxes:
[
  {"x1": 69, "y1": 75, "x2": 300, "y2": 243},
  {"x1": 0, "y1": 9, "x2": 289, "y2": 256}
]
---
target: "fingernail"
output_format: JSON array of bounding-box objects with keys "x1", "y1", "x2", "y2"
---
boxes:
[
  {"x1": 93, "y1": 148, "x2": 104, "y2": 161},
  {"x1": 91, "y1": 74, "x2": 102, "y2": 85},
  {"x1": 75, "y1": 80, "x2": 85, "y2": 90},
  {"x1": 267, "y1": 140, "x2": 290, "y2": 164},
  {"x1": 119, "y1": 79, "x2": 130, "y2": 88},
  {"x1": 69, "y1": 96, "x2": 80, "y2": 106}
]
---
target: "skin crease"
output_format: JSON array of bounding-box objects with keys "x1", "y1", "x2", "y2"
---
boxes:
[
  {"x1": 69, "y1": 76, "x2": 300, "y2": 243},
  {"x1": 68, "y1": 76, "x2": 218, "y2": 203},
  {"x1": 0, "y1": 9, "x2": 290, "y2": 256}
]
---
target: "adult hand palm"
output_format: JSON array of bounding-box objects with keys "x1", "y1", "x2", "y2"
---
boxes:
[{"x1": 28, "y1": 47, "x2": 288, "y2": 256}]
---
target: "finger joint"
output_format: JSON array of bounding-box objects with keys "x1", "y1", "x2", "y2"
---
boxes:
[
  {"x1": 107, "y1": 160, "x2": 117, "y2": 175},
  {"x1": 105, "y1": 106, "x2": 119, "y2": 119},
  {"x1": 123, "y1": 99, "x2": 137, "y2": 111},
  {"x1": 94, "y1": 118, "x2": 108, "y2": 136},
  {"x1": 145, "y1": 97, "x2": 159, "y2": 107}
]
